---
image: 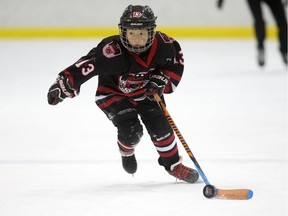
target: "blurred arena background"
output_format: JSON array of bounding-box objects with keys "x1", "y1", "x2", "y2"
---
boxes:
[{"x1": 0, "y1": 0, "x2": 278, "y2": 38}]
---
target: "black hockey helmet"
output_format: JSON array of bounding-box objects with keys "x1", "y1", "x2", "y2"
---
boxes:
[{"x1": 118, "y1": 5, "x2": 157, "y2": 53}]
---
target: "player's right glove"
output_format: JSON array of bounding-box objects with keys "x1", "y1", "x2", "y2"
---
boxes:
[
  {"x1": 146, "y1": 71, "x2": 169, "y2": 100},
  {"x1": 47, "y1": 75, "x2": 77, "y2": 105}
]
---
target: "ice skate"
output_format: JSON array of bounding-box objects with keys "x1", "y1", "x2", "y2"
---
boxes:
[
  {"x1": 257, "y1": 48, "x2": 265, "y2": 66},
  {"x1": 168, "y1": 158, "x2": 199, "y2": 183},
  {"x1": 120, "y1": 149, "x2": 137, "y2": 174}
]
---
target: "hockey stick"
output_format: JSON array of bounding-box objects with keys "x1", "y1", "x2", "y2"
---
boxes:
[{"x1": 153, "y1": 93, "x2": 253, "y2": 200}]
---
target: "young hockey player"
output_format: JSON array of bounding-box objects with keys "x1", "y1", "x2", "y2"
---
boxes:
[{"x1": 47, "y1": 5, "x2": 199, "y2": 183}]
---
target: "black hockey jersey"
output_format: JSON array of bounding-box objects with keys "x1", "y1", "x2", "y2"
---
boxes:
[{"x1": 59, "y1": 31, "x2": 184, "y2": 110}]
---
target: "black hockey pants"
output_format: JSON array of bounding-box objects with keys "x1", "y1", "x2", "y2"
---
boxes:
[{"x1": 99, "y1": 96, "x2": 180, "y2": 170}]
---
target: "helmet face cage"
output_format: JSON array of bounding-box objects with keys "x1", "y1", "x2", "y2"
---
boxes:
[
  {"x1": 119, "y1": 5, "x2": 157, "y2": 54},
  {"x1": 119, "y1": 26, "x2": 156, "y2": 54}
]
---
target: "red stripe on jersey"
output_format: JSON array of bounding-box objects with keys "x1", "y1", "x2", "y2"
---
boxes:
[
  {"x1": 97, "y1": 86, "x2": 147, "y2": 98},
  {"x1": 147, "y1": 38, "x2": 158, "y2": 66},
  {"x1": 97, "y1": 86, "x2": 119, "y2": 95},
  {"x1": 164, "y1": 82, "x2": 172, "y2": 93},
  {"x1": 97, "y1": 95, "x2": 125, "y2": 109},
  {"x1": 163, "y1": 70, "x2": 182, "y2": 82},
  {"x1": 128, "y1": 38, "x2": 158, "y2": 68}
]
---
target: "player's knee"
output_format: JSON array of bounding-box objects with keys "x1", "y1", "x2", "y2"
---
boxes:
[
  {"x1": 117, "y1": 118, "x2": 143, "y2": 146},
  {"x1": 144, "y1": 114, "x2": 173, "y2": 140}
]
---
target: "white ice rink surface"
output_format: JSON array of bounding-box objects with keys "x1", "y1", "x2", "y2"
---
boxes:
[{"x1": 0, "y1": 38, "x2": 287, "y2": 216}]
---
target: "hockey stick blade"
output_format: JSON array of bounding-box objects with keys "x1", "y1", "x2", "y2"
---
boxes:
[
  {"x1": 153, "y1": 93, "x2": 254, "y2": 200},
  {"x1": 203, "y1": 185, "x2": 253, "y2": 200}
]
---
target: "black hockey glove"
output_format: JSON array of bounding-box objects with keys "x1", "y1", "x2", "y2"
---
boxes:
[
  {"x1": 146, "y1": 71, "x2": 169, "y2": 99},
  {"x1": 47, "y1": 75, "x2": 77, "y2": 105}
]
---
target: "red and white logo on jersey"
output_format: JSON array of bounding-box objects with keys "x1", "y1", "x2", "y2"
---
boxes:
[
  {"x1": 102, "y1": 42, "x2": 122, "y2": 58},
  {"x1": 119, "y1": 72, "x2": 149, "y2": 94},
  {"x1": 133, "y1": 12, "x2": 142, "y2": 18}
]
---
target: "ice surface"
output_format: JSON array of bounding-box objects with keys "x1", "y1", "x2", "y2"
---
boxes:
[{"x1": 0, "y1": 38, "x2": 287, "y2": 216}]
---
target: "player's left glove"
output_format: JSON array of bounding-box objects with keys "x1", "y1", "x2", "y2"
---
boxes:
[
  {"x1": 47, "y1": 75, "x2": 77, "y2": 105},
  {"x1": 146, "y1": 71, "x2": 169, "y2": 99}
]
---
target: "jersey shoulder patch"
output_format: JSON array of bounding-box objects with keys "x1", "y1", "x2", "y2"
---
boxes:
[{"x1": 102, "y1": 41, "x2": 122, "y2": 58}]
